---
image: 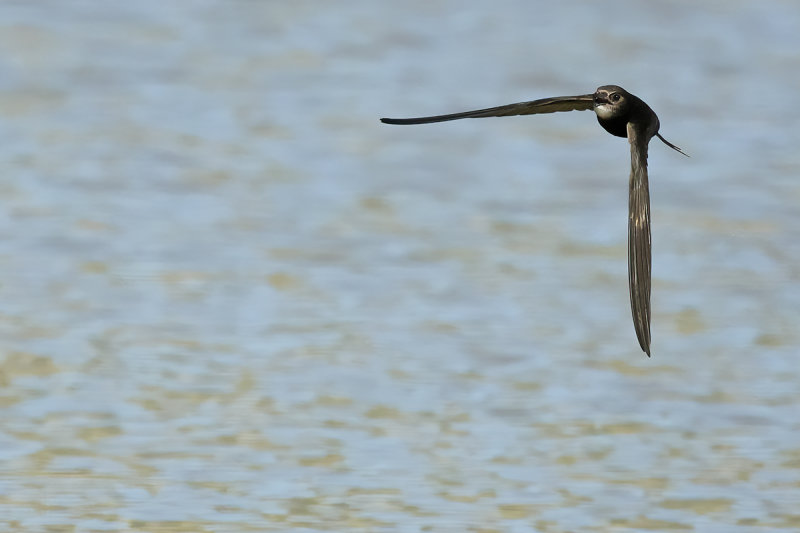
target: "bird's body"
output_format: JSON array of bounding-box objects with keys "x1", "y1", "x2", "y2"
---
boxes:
[{"x1": 381, "y1": 85, "x2": 687, "y2": 356}]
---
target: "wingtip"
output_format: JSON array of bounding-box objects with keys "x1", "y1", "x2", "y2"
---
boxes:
[{"x1": 637, "y1": 334, "x2": 651, "y2": 357}]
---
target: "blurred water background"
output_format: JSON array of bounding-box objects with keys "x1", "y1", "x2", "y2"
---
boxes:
[{"x1": 0, "y1": 1, "x2": 798, "y2": 531}]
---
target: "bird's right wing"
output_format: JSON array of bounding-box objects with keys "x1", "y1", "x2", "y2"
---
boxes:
[{"x1": 381, "y1": 94, "x2": 594, "y2": 125}]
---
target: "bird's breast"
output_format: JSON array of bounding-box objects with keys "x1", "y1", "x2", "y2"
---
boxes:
[{"x1": 596, "y1": 115, "x2": 629, "y2": 138}]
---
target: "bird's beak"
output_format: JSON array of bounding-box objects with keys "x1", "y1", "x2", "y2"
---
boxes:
[{"x1": 593, "y1": 94, "x2": 608, "y2": 106}]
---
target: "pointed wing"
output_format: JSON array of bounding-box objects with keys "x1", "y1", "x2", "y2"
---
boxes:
[
  {"x1": 627, "y1": 123, "x2": 652, "y2": 356},
  {"x1": 381, "y1": 94, "x2": 594, "y2": 125}
]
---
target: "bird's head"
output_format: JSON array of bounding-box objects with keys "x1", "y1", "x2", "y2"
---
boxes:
[{"x1": 593, "y1": 85, "x2": 629, "y2": 120}]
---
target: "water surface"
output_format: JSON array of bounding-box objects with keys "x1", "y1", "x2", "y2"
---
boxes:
[{"x1": 0, "y1": 1, "x2": 798, "y2": 531}]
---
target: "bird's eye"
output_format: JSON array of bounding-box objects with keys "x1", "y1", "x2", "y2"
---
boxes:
[{"x1": 611, "y1": 93, "x2": 621, "y2": 102}]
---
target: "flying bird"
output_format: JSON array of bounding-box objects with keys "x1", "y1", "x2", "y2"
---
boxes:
[{"x1": 381, "y1": 85, "x2": 687, "y2": 356}]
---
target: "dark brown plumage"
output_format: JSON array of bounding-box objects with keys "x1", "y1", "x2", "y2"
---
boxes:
[{"x1": 381, "y1": 85, "x2": 687, "y2": 356}]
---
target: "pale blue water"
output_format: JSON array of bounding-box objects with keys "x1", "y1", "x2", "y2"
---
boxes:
[{"x1": 0, "y1": 1, "x2": 798, "y2": 531}]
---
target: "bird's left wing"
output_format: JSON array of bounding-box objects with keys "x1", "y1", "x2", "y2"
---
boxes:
[
  {"x1": 626, "y1": 123, "x2": 652, "y2": 356},
  {"x1": 381, "y1": 95, "x2": 594, "y2": 125}
]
